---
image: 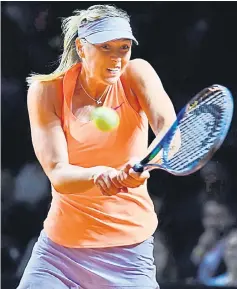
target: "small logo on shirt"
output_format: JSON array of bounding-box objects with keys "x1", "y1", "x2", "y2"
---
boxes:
[{"x1": 113, "y1": 102, "x2": 124, "y2": 111}]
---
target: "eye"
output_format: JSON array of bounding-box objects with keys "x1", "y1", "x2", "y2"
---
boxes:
[
  {"x1": 101, "y1": 44, "x2": 110, "y2": 50},
  {"x1": 121, "y1": 44, "x2": 130, "y2": 51}
]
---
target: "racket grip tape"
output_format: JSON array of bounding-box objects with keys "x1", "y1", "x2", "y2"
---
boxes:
[{"x1": 133, "y1": 163, "x2": 144, "y2": 173}]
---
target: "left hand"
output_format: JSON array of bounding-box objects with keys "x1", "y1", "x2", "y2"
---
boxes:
[{"x1": 115, "y1": 159, "x2": 150, "y2": 188}]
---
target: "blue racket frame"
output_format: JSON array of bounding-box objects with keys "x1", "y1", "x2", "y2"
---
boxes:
[{"x1": 133, "y1": 85, "x2": 234, "y2": 175}]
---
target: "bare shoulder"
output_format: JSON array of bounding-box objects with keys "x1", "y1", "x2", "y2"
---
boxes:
[
  {"x1": 126, "y1": 58, "x2": 160, "y2": 83},
  {"x1": 127, "y1": 58, "x2": 153, "y2": 71},
  {"x1": 125, "y1": 58, "x2": 164, "y2": 96},
  {"x1": 27, "y1": 78, "x2": 63, "y2": 117},
  {"x1": 125, "y1": 58, "x2": 165, "y2": 97},
  {"x1": 28, "y1": 78, "x2": 62, "y2": 103},
  {"x1": 125, "y1": 59, "x2": 176, "y2": 136}
]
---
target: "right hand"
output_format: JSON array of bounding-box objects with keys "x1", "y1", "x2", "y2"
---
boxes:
[
  {"x1": 93, "y1": 167, "x2": 127, "y2": 196},
  {"x1": 191, "y1": 229, "x2": 219, "y2": 265}
]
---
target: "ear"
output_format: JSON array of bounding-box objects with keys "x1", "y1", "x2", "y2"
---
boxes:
[{"x1": 75, "y1": 38, "x2": 85, "y2": 58}]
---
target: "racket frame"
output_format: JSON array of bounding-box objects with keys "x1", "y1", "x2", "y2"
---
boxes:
[{"x1": 133, "y1": 85, "x2": 234, "y2": 175}]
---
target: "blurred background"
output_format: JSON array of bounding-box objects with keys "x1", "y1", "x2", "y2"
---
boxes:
[{"x1": 1, "y1": 1, "x2": 237, "y2": 289}]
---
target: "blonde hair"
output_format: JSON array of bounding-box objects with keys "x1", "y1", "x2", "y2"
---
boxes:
[{"x1": 26, "y1": 5, "x2": 130, "y2": 86}]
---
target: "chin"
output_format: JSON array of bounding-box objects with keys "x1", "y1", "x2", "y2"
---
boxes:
[{"x1": 103, "y1": 77, "x2": 120, "y2": 85}]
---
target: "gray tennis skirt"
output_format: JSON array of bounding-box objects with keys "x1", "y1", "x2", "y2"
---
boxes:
[{"x1": 17, "y1": 230, "x2": 159, "y2": 289}]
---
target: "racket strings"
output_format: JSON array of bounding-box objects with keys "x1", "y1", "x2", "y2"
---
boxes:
[
  {"x1": 167, "y1": 119, "x2": 216, "y2": 169},
  {"x1": 165, "y1": 92, "x2": 228, "y2": 171}
]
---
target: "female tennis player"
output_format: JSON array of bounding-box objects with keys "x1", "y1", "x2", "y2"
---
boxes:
[{"x1": 17, "y1": 4, "x2": 178, "y2": 289}]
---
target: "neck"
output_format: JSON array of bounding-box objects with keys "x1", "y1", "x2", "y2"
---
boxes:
[{"x1": 79, "y1": 66, "x2": 109, "y2": 99}]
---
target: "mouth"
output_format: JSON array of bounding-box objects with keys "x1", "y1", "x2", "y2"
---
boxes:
[{"x1": 106, "y1": 67, "x2": 121, "y2": 75}]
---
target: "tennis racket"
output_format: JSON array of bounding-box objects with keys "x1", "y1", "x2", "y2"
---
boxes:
[{"x1": 133, "y1": 84, "x2": 234, "y2": 175}]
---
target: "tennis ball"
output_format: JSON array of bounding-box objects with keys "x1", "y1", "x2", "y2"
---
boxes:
[{"x1": 91, "y1": 107, "x2": 120, "y2": 132}]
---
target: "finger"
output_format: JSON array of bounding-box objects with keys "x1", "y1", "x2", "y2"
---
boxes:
[
  {"x1": 103, "y1": 171, "x2": 123, "y2": 195},
  {"x1": 128, "y1": 168, "x2": 150, "y2": 180},
  {"x1": 122, "y1": 157, "x2": 140, "y2": 173},
  {"x1": 106, "y1": 169, "x2": 129, "y2": 190},
  {"x1": 109, "y1": 173, "x2": 129, "y2": 192},
  {"x1": 102, "y1": 176, "x2": 120, "y2": 196},
  {"x1": 119, "y1": 173, "x2": 148, "y2": 187},
  {"x1": 121, "y1": 169, "x2": 149, "y2": 184},
  {"x1": 117, "y1": 171, "x2": 141, "y2": 188},
  {"x1": 99, "y1": 180, "x2": 119, "y2": 196},
  {"x1": 96, "y1": 179, "x2": 110, "y2": 196},
  {"x1": 108, "y1": 170, "x2": 123, "y2": 188},
  {"x1": 94, "y1": 171, "x2": 121, "y2": 196},
  {"x1": 110, "y1": 174, "x2": 129, "y2": 189},
  {"x1": 110, "y1": 176, "x2": 125, "y2": 189},
  {"x1": 120, "y1": 161, "x2": 149, "y2": 186},
  {"x1": 121, "y1": 163, "x2": 130, "y2": 174},
  {"x1": 95, "y1": 173, "x2": 115, "y2": 195}
]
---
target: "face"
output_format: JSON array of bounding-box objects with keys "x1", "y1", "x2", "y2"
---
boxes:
[
  {"x1": 224, "y1": 231, "x2": 237, "y2": 271},
  {"x1": 77, "y1": 38, "x2": 132, "y2": 85},
  {"x1": 200, "y1": 161, "x2": 219, "y2": 184},
  {"x1": 202, "y1": 200, "x2": 234, "y2": 232}
]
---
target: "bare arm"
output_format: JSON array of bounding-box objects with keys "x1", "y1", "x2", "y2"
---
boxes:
[
  {"x1": 113, "y1": 59, "x2": 181, "y2": 188},
  {"x1": 127, "y1": 59, "x2": 181, "y2": 160},
  {"x1": 27, "y1": 80, "x2": 110, "y2": 194}
]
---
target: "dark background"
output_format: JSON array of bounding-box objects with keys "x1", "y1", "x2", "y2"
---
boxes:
[{"x1": 1, "y1": 2, "x2": 237, "y2": 289}]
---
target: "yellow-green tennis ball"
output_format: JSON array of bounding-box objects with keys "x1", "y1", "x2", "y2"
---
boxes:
[{"x1": 91, "y1": 107, "x2": 120, "y2": 132}]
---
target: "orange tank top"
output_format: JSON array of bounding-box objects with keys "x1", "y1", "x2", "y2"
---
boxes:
[{"x1": 44, "y1": 63, "x2": 158, "y2": 248}]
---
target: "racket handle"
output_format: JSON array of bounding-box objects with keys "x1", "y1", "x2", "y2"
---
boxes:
[{"x1": 133, "y1": 163, "x2": 144, "y2": 173}]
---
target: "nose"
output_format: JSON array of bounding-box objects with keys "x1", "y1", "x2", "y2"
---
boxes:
[
  {"x1": 110, "y1": 55, "x2": 121, "y2": 62},
  {"x1": 110, "y1": 55, "x2": 121, "y2": 68},
  {"x1": 110, "y1": 48, "x2": 123, "y2": 59}
]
